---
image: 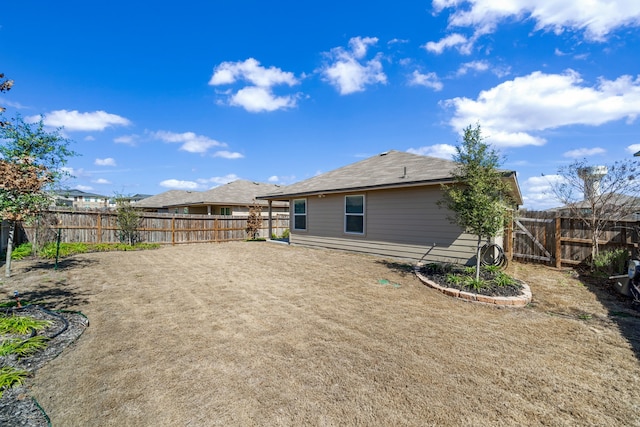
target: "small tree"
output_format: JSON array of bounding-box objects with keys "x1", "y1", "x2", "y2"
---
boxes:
[
  {"x1": 0, "y1": 73, "x2": 13, "y2": 128},
  {"x1": 550, "y1": 158, "x2": 640, "y2": 269},
  {"x1": 0, "y1": 115, "x2": 75, "y2": 276},
  {"x1": 438, "y1": 124, "x2": 515, "y2": 280},
  {"x1": 114, "y1": 195, "x2": 142, "y2": 245},
  {"x1": 245, "y1": 200, "x2": 263, "y2": 240}
]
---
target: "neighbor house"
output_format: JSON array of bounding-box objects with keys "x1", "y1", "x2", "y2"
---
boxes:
[
  {"x1": 136, "y1": 180, "x2": 289, "y2": 216},
  {"x1": 53, "y1": 189, "x2": 112, "y2": 209},
  {"x1": 258, "y1": 150, "x2": 522, "y2": 264}
]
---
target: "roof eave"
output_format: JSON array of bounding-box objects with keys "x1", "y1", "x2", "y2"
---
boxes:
[{"x1": 257, "y1": 178, "x2": 458, "y2": 201}]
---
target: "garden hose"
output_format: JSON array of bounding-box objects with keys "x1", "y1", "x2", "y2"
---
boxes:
[{"x1": 480, "y1": 243, "x2": 508, "y2": 268}]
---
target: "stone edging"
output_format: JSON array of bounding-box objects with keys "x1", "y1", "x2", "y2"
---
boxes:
[{"x1": 414, "y1": 263, "x2": 532, "y2": 307}]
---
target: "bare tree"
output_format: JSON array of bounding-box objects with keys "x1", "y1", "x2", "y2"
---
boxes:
[
  {"x1": 245, "y1": 200, "x2": 263, "y2": 240},
  {"x1": 550, "y1": 158, "x2": 640, "y2": 267}
]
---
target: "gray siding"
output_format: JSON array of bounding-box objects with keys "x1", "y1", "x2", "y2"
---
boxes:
[{"x1": 290, "y1": 186, "x2": 480, "y2": 264}]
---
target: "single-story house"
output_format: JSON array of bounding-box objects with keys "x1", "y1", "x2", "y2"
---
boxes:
[
  {"x1": 258, "y1": 150, "x2": 522, "y2": 264},
  {"x1": 135, "y1": 180, "x2": 289, "y2": 216}
]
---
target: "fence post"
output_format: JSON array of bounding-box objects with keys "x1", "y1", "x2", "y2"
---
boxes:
[
  {"x1": 171, "y1": 217, "x2": 175, "y2": 245},
  {"x1": 505, "y1": 214, "x2": 513, "y2": 261},
  {"x1": 97, "y1": 213, "x2": 102, "y2": 244},
  {"x1": 555, "y1": 215, "x2": 562, "y2": 269}
]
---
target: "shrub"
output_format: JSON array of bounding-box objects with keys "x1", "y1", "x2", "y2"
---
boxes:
[
  {"x1": 10, "y1": 243, "x2": 32, "y2": 260},
  {"x1": 494, "y1": 272, "x2": 517, "y2": 287},
  {"x1": 593, "y1": 248, "x2": 628, "y2": 276},
  {"x1": 0, "y1": 366, "x2": 29, "y2": 398}
]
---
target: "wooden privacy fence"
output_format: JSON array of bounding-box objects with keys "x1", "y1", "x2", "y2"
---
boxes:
[
  {"x1": 512, "y1": 211, "x2": 638, "y2": 268},
  {"x1": 21, "y1": 209, "x2": 290, "y2": 246}
]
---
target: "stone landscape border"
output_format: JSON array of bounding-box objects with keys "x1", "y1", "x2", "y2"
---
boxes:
[{"x1": 414, "y1": 262, "x2": 532, "y2": 307}]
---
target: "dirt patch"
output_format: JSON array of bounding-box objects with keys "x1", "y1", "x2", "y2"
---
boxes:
[{"x1": 1, "y1": 242, "x2": 639, "y2": 426}]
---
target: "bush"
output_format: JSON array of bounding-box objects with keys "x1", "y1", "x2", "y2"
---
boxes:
[
  {"x1": 10, "y1": 243, "x2": 32, "y2": 260},
  {"x1": 593, "y1": 248, "x2": 628, "y2": 276}
]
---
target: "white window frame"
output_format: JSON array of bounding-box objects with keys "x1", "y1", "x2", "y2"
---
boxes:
[
  {"x1": 344, "y1": 194, "x2": 365, "y2": 235},
  {"x1": 292, "y1": 198, "x2": 307, "y2": 231}
]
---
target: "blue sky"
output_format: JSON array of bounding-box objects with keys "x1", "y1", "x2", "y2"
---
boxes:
[{"x1": 1, "y1": 1, "x2": 640, "y2": 210}]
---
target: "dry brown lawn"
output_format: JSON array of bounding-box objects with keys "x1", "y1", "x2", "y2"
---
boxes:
[{"x1": 3, "y1": 242, "x2": 640, "y2": 426}]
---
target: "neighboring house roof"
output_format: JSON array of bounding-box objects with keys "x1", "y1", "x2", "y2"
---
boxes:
[
  {"x1": 134, "y1": 190, "x2": 201, "y2": 209},
  {"x1": 259, "y1": 150, "x2": 523, "y2": 205},
  {"x1": 55, "y1": 189, "x2": 108, "y2": 199},
  {"x1": 180, "y1": 180, "x2": 287, "y2": 208},
  {"x1": 556, "y1": 192, "x2": 640, "y2": 219},
  {"x1": 135, "y1": 180, "x2": 288, "y2": 209}
]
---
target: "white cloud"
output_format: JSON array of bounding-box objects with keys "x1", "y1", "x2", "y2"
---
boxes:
[
  {"x1": 152, "y1": 130, "x2": 226, "y2": 154},
  {"x1": 320, "y1": 36, "x2": 387, "y2": 95},
  {"x1": 75, "y1": 184, "x2": 93, "y2": 191},
  {"x1": 520, "y1": 174, "x2": 565, "y2": 210},
  {"x1": 409, "y1": 71, "x2": 443, "y2": 91},
  {"x1": 160, "y1": 179, "x2": 200, "y2": 190},
  {"x1": 209, "y1": 58, "x2": 300, "y2": 112},
  {"x1": 213, "y1": 150, "x2": 244, "y2": 159},
  {"x1": 407, "y1": 144, "x2": 457, "y2": 159},
  {"x1": 209, "y1": 58, "x2": 298, "y2": 87},
  {"x1": 268, "y1": 175, "x2": 279, "y2": 182},
  {"x1": 456, "y1": 60, "x2": 489, "y2": 76},
  {"x1": 196, "y1": 174, "x2": 240, "y2": 187},
  {"x1": 32, "y1": 110, "x2": 130, "y2": 131},
  {"x1": 431, "y1": 0, "x2": 640, "y2": 50},
  {"x1": 563, "y1": 147, "x2": 606, "y2": 158},
  {"x1": 229, "y1": 86, "x2": 298, "y2": 112},
  {"x1": 626, "y1": 144, "x2": 640, "y2": 155},
  {"x1": 95, "y1": 157, "x2": 116, "y2": 166},
  {"x1": 423, "y1": 33, "x2": 473, "y2": 55},
  {"x1": 443, "y1": 70, "x2": 640, "y2": 147},
  {"x1": 92, "y1": 178, "x2": 111, "y2": 184},
  {"x1": 114, "y1": 134, "x2": 139, "y2": 145},
  {"x1": 84, "y1": 135, "x2": 95, "y2": 141}
]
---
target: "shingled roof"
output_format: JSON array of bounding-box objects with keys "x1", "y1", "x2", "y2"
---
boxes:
[
  {"x1": 135, "y1": 180, "x2": 287, "y2": 209},
  {"x1": 259, "y1": 150, "x2": 522, "y2": 204},
  {"x1": 179, "y1": 180, "x2": 286, "y2": 208},
  {"x1": 134, "y1": 190, "x2": 201, "y2": 209}
]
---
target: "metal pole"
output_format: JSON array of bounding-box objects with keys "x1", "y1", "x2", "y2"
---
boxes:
[{"x1": 54, "y1": 228, "x2": 61, "y2": 270}]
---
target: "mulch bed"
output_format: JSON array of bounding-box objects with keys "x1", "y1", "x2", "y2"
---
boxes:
[
  {"x1": 419, "y1": 264, "x2": 524, "y2": 297},
  {"x1": 0, "y1": 305, "x2": 88, "y2": 426}
]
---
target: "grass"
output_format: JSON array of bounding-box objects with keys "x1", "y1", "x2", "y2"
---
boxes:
[{"x1": 9, "y1": 242, "x2": 161, "y2": 260}]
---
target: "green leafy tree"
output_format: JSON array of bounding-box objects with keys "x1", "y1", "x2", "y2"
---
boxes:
[
  {"x1": 0, "y1": 73, "x2": 13, "y2": 128},
  {"x1": 438, "y1": 124, "x2": 514, "y2": 280},
  {"x1": 1, "y1": 115, "x2": 75, "y2": 277},
  {"x1": 114, "y1": 195, "x2": 142, "y2": 245}
]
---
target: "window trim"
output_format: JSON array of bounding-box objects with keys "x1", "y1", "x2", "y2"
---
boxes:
[
  {"x1": 344, "y1": 194, "x2": 365, "y2": 235},
  {"x1": 292, "y1": 198, "x2": 307, "y2": 231}
]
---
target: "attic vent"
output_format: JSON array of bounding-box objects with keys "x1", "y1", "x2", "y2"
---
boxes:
[
  {"x1": 402, "y1": 166, "x2": 407, "y2": 178},
  {"x1": 380, "y1": 151, "x2": 389, "y2": 156}
]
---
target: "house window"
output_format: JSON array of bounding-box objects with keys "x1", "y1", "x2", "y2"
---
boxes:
[
  {"x1": 293, "y1": 199, "x2": 306, "y2": 231},
  {"x1": 345, "y1": 195, "x2": 364, "y2": 234},
  {"x1": 220, "y1": 207, "x2": 231, "y2": 215}
]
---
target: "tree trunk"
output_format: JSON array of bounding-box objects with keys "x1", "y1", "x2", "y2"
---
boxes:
[
  {"x1": 4, "y1": 220, "x2": 15, "y2": 278},
  {"x1": 475, "y1": 235, "x2": 482, "y2": 281}
]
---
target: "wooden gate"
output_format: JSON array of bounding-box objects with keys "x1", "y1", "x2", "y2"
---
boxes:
[
  {"x1": 512, "y1": 212, "x2": 556, "y2": 265},
  {"x1": 512, "y1": 211, "x2": 638, "y2": 268}
]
